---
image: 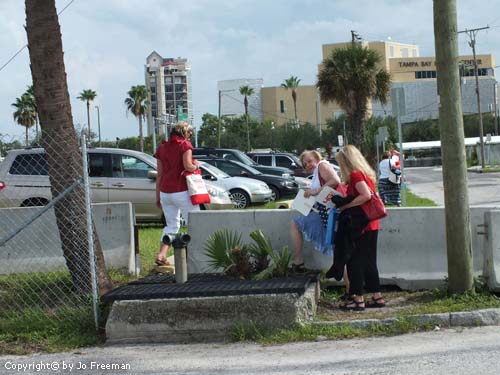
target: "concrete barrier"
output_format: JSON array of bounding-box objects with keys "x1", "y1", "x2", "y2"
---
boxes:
[
  {"x1": 0, "y1": 202, "x2": 136, "y2": 275},
  {"x1": 187, "y1": 206, "x2": 500, "y2": 291},
  {"x1": 484, "y1": 210, "x2": 500, "y2": 291}
]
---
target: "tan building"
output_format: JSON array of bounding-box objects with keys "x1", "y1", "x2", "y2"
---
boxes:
[{"x1": 262, "y1": 40, "x2": 496, "y2": 128}]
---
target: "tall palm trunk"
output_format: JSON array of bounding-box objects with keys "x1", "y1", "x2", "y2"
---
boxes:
[
  {"x1": 86, "y1": 100, "x2": 91, "y2": 140},
  {"x1": 244, "y1": 96, "x2": 250, "y2": 151},
  {"x1": 25, "y1": 0, "x2": 112, "y2": 294},
  {"x1": 292, "y1": 90, "x2": 298, "y2": 123},
  {"x1": 25, "y1": 126, "x2": 29, "y2": 146},
  {"x1": 138, "y1": 114, "x2": 144, "y2": 152}
]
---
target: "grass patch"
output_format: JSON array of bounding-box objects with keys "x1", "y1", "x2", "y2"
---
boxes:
[
  {"x1": 231, "y1": 319, "x2": 435, "y2": 345},
  {"x1": 405, "y1": 188, "x2": 438, "y2": 207}
]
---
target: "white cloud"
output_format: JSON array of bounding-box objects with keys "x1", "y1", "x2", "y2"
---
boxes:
[{"x1": 1, "y1": 0, "x2": 499, "y2": 143}]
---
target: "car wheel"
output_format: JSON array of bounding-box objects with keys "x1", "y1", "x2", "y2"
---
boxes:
[
  {"x1": 229, "y1": 189, "x2": 250, "y2": 209},
  {"x1": 270, "y1": 186, "x2": 280, "y2": 201}
]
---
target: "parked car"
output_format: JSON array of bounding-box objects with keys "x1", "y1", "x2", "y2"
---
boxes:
[
  {"x1": 197, "y1": 157, "x2": 299, "y2": 201},
  {"x1": 193, "y1": 147, "x2": 294, "y2": 177},
  {"x1": 247, "y1": 151, "x2": 309, "y2": 177},
  {"x1": 0, "y1": 148, "x2": 233, "y2": 223},
  {"x1": 199, "y1": 161, "x2": 272, "y2": 208}
]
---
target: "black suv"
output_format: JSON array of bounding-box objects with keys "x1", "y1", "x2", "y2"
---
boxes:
[
  {"x1": 193, "y1": 148, "x2": 294, "y2": 177},
  {"x1": 247, "y1": 151, "x2": 309, "y2": 177}
]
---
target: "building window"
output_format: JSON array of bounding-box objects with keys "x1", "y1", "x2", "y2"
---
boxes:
[
  {"x1": 412, "y1": 48, "x2": 418, "y2": 57},
  {"x1": 389, "y1": 46, "x2": 394, "y2": 58},
  {"x1": 415, "y1": 71, "x2": 437, "y2": 79},
  {"x1": 401, "y1": 48, "x2": 409, "y2": 58},
  {"x1": 279, "y1": 100, "x2": 285, "y2": 113}
]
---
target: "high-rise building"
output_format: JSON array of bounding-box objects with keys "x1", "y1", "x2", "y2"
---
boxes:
[
  {"x1": 218, "y1": 79, "x2": 263, "y2": 122},
  {"x1": 145, "y1": 52, "x2": 193, "y2": 136}
]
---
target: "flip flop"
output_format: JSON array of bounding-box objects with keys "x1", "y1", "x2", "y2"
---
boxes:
[{"x1": 155, "y1": 257, "x2": 170, "y2": 266}]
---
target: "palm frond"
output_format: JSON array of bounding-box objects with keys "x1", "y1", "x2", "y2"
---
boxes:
[{"x1": 203, "y1": 229, "x2": 243, "y2": 271}]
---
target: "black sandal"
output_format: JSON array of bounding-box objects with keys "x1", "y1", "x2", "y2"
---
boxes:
[
  {"x1": 290, "y1": 263, "x2": 306, "y2": 273},
  {"x1": 366, "y1": 296, "x2": 386, "y2": 308},
  {"x1": 340, "y1": 299, "x2": 365, "y2": 311}
]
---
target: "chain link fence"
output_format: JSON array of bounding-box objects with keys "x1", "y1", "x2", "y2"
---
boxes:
[{"x1": 0, "y1": 132, "x2": 99, "y2": 331}]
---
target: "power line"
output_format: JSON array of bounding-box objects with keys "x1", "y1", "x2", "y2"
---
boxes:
[{"x1": 0, "y1": 0, "x2": 76, "y2": 73}]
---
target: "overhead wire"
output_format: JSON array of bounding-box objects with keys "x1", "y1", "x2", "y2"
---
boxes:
[{"x1": 0, "y1": 0, "x2": 76, "y2": 73}]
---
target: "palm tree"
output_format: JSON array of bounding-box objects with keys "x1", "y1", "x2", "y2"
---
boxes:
[
  {"x1": 25, "y1": 0, "x2": 112, "y2": 293},
  {"x1": 77, "y1": 89, "x2": 97, "y2": 140},
  {"x1": 239, "y1": 85, "x2": 254, "y2": 151},
  {"x1": 25, "y1": 85, "x2": 39, "y2": 142},
  {"x1": 317, "y1": 44, "x2": 391, "y2": 148},
  {"x1": 12, "y1": 94, "x2": 36, "y2": 146},
  {"x1": 281, "y1": 76, "x2": 301, "y2": 125},
  {"x1": 124, "y1": 85, "x2": 148, "y2": 152}
]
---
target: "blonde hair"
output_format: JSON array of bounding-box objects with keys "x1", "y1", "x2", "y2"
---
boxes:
[
  {"x1": 335, "y1": 145, "x2": 376, "y2": 184},
  {"x1": 171, "y1": 121, "x2": 193, "y2": 138},
  {"x1": 299, "y1": 150, "x2": 322, "y2": 165}
]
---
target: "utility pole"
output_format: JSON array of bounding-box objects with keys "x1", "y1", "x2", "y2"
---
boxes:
[
  {"x1": 434, "y1": 0, "x2": 473, "y2": 293},
  {"x1": 94, "y1": 105, "x2": 102, "y2": 147},
  {"x1": 494, "y1": 81, "x2": 498, "y2": 135},
  {"x1": 458, "y1": 25, "x2": 489, "y2": 169},
  {"x1": 217, "y1": 90, "x2": 222, "y2": 147}
]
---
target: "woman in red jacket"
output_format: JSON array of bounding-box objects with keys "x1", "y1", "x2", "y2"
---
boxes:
[
  {"x1": 154, "y1": 122, "x2": 199, "y2": 266},
  {"x1": 335, "y1": 145, "x2": 385, "y2": 311}
]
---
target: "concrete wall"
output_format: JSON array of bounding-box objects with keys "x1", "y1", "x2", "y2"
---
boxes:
[
  {"x1": 0, "y1": 202, "x2": 136, "y2": 275},
  {"x1": 187, "y1": 207, "x2": 500, "y2": 291}
]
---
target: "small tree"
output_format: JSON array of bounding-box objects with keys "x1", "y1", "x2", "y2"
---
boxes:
[
  {"x1": 125, "y1": 85, "x2": 148, "y2": 153},
  {"x1": 12, "y1": 94, "x2": 36, "y2": 146},
  {"x1": 317, "y1": 44, "x2": 391, "y2": 149},
  {"x1": 77, "y1": 89, "x2": 97, "y2": 140}
]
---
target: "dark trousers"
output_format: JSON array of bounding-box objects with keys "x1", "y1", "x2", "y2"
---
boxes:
[{"x1": 347, "y1": 230, "x2": 381, "y2": 296}]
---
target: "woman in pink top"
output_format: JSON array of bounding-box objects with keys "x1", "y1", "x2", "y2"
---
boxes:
[
  {"x1": 154, "y1": 122, "x2": 199, "y2": 266},
  {"x1": 335, "y1": 145, "x2": 385, "y2": 311}
]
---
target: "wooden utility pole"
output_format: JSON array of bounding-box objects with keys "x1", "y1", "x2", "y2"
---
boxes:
[
  {"x1": 433, "y1": 0, "x2": 473, "y2": 293},
  {"x1": 458, "y1": 26, "x2": 489, "y2": 168}
]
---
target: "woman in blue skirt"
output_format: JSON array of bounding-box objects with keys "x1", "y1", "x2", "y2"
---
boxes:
[{"x1": 290, "y1": 150, "x2": 341, "y2": 273}]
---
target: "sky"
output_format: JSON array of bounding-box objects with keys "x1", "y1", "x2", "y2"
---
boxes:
[{"x1": 1, "y1": 0, "x2": 500, "y2": 143}]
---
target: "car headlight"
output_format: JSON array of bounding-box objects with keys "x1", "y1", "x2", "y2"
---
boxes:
[
  {"x1": 280, "y1": 181, "x2": 295, "y2": 187},
  {"x1": 207, "y1": 187, "x2": 226, "y2": 197}
]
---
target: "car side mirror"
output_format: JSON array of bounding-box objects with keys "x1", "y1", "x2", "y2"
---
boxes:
[
  {"x1": 290, "y1": 162, "x2": 297, "y2": 167},
  {"x1": 148, "y1": 170, "x2": 158, "y2": 179},
  {"x1": 240, "y1": 171, "x2": 248, "y2": 177},
  {"x1": 202, "y1": 174, "x2": 215, "y2": 181}
]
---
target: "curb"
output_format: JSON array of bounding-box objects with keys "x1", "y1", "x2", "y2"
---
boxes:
[{"x1": 312, "y1": 308, "x2": 500, "y2": 329}]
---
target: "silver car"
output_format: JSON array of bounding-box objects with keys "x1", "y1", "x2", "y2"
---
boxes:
[
  {"x1": 199, "y1": 161, "x2": 272, "y2": 209},
  {"x1": 0, "y1": 148, "x2": 233, "y2": 223}
]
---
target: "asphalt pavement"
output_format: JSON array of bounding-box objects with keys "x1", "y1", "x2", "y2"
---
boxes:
[
  {"x1": 1, "y1": 326, "x2": 500, "y2": 374},
  {"x1": 404, "y1": 166, "x2": 500, "y2": 207}
]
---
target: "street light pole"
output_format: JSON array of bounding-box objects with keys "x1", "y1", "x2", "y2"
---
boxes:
[
  {"x1": 94, "y1": 105, "x2": 102, "y2": 147},
  {"x1": 218, "y1": 90, "x2": 222, "y2": 147}
]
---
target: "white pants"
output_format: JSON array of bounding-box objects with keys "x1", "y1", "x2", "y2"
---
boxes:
[{"x1": 160, "y1": 190, "x2": 200, "y2": 239}]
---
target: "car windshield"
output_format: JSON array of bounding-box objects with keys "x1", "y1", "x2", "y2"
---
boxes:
[
  {"x1": 288, "y1": 153, "x2": 302, "y2": 167},
  {"x1": 200, "y1": 162, "x2": 230, "y2": 178},
  {"x1": 228, "y1": 150, "x2": 259, "y2": 166},
  {"x1": 230, "y1": 160, "x2": 262, "y2": 175},
  {"x1": 142, "y1": 153, "x2": 158, "y2": 166}
]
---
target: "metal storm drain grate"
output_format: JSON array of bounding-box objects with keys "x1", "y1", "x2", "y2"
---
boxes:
[{"x1": 102, "y1": 273, "x2": 319, "y2": 302}]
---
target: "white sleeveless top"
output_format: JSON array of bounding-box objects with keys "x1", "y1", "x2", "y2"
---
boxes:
[{"x1": 310, "y1": 160, "x2": 328, "y2": 190}]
